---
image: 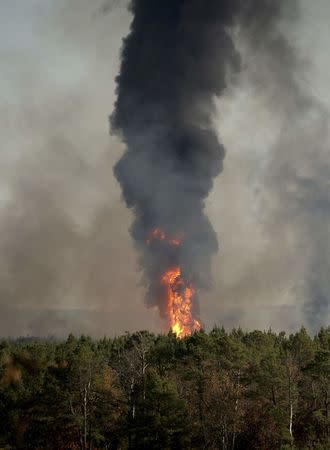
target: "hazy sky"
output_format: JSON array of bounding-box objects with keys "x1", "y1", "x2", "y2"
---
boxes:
[{"x1": 0, "y1": 0, "x2": 329, "y2": 337}]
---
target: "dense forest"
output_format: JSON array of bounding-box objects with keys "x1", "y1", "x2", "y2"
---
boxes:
[{"x1": 1, "y1": 327, "x2": 330, "y2": 449}]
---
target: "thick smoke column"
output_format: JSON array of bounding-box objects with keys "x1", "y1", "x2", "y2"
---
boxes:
[{"x1": 111, "y1": 0, "x2": 296, "y2": 333}]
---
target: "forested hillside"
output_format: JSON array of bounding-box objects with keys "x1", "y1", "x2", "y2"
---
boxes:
[{"x1": 1, "y1": 327, "x2": 330, "y2": 449}]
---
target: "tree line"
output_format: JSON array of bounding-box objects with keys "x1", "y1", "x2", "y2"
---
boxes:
[{"x1": 1, "y1": 326, "x2": 330, "y2": 449}]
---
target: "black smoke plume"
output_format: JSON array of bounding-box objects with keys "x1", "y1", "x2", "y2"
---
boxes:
[{"x1": 111, "y1": 0, "x2": 297, "y2": 325}]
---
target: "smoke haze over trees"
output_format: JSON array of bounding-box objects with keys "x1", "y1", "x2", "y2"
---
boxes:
[{"x1": 0, "y1": 0, "x2": 329, "y2": 335}]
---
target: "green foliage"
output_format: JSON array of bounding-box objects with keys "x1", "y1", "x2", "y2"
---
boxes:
[{"x1": 1, "y1": 328, "x2": 330, "y2": 449}]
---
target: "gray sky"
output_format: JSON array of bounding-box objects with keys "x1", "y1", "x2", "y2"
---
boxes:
[{"x1": 0, "y1": 0, "x2": 329, "y2": 337}]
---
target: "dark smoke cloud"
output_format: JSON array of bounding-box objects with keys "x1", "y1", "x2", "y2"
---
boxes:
[
  {"x1": 1, "y1": 0, "x2": 328, "y2": 336},
  {"x1": 111, "y1": 0, "x2": 298, "y2": 323}
]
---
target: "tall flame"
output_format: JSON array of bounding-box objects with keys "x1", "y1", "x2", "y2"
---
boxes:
[
  {"x1": 147, "y1": 228, "x2": 201, "y2": 337},
  {"x1": 161, "y1": 266, "x2": 201, "y2": 338}
]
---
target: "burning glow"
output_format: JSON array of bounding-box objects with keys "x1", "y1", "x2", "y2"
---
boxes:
[
  {"x1": 161, "y1": 267, "x2": 201, "y2": 338},
  {"x1": 146, "y1": 228, "x2": 201, "y2": 338},
  {"x1": 147, "y1": 228, "x2": 181, "y2": 247}
]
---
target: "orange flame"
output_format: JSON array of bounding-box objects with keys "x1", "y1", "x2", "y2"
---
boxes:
[
  {"x1": 147, "y1": 228, "x2": 201, "y2": 337},
  {"x1": 161, "y1": 267, "x2": 201, "y2": 338},
  {"x1": 147, "y1": 228, "x2": 181, "y2": 247}
]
